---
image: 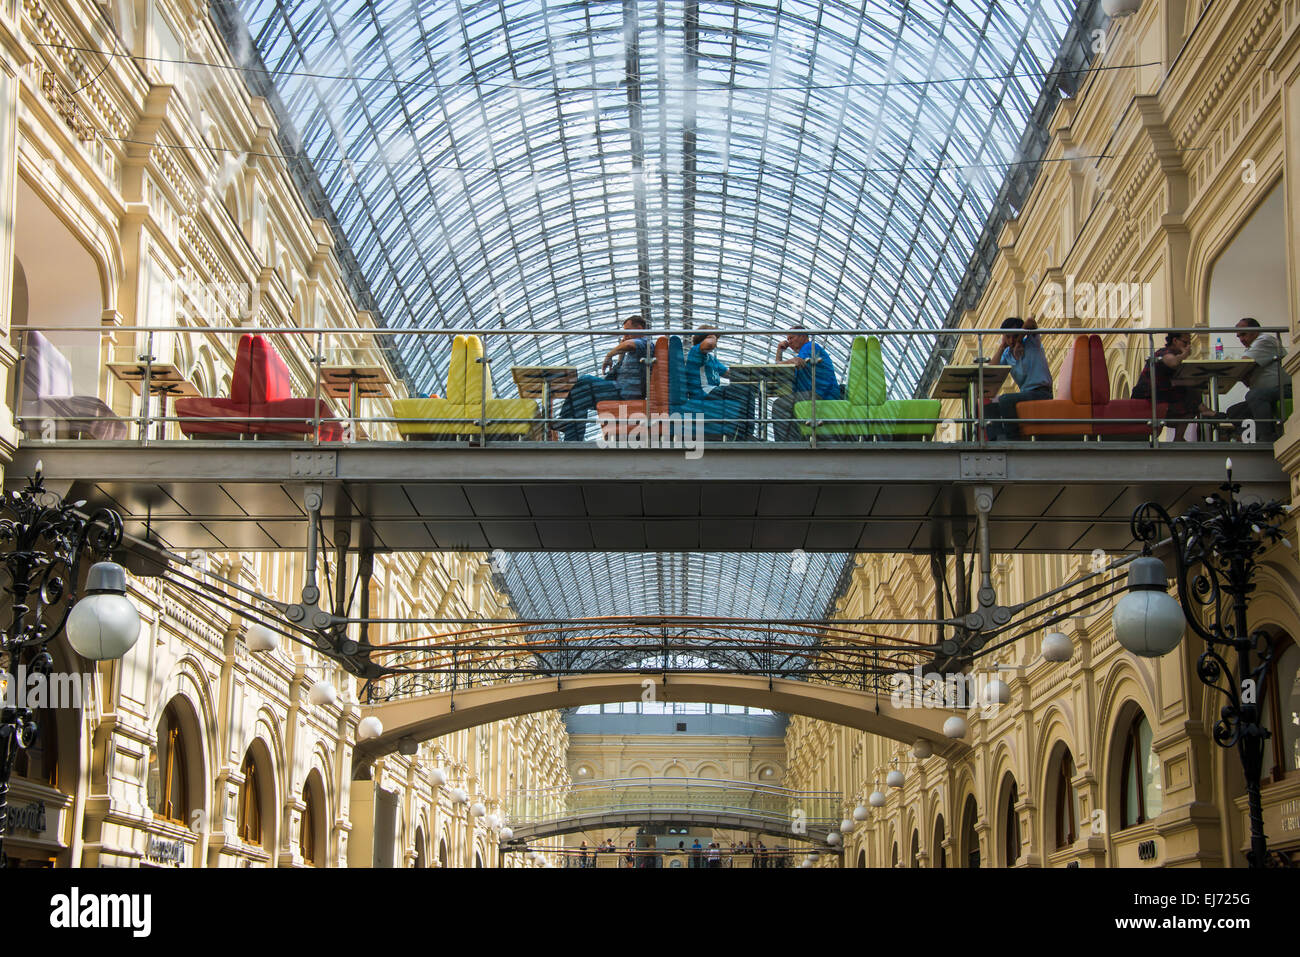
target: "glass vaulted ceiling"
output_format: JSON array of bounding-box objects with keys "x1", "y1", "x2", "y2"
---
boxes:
[
  {"x1": 235, "y1": 0, "x2": 1079, "y2": 396},
  {"x1": 227, "y1": 1, "x2": 1083, "y2": 666}
]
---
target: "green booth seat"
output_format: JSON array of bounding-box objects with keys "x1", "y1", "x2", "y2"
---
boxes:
[{"x1": 794, "y1": 336, "x2": 941, "y2": 438}]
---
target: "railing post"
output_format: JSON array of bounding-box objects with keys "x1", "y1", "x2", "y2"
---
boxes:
[
  {"x1": 139, "y1": 331, "x2": 154, "y2": 448},
  {"x1": 809, "y1": 332, "x2": 818, "y2": 449},
  {"x1": 479, "y1": 342, "x2": 490, "y2": 446},
  {"x1": 975, "y1": 332, "x2": 985, "y2": 447},
  {"x1": 1147, "y1": 332, "x2": 1159, "y2": 448},
  {"x1": 313, "y1": 332, "x2": 324, "y2": 447}
]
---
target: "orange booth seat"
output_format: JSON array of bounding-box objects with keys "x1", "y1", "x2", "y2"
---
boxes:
[
  {"x1": 595, "y1": 335, "x2": 669, "y2": 438},
  {"x1": 1015, "y1": 334, "x2": 1165, "y2": 438}
]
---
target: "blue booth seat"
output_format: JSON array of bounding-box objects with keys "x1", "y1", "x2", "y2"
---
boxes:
[{"x1": 666, "y1": 336, "x2": 753, "y2": 440}]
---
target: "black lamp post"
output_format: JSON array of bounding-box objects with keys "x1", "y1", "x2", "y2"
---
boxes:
[
  {"x1": 1114, "y1": 460, "x2": 1289, "y2": 869},
  {"x1": 0, "y1": 463, "x2": 139, "y2": 866}
]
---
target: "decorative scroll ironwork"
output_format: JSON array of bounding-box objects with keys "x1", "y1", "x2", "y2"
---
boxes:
[{"x1": 1129, "y1": 463, "x2": 1289, "y2": 868}]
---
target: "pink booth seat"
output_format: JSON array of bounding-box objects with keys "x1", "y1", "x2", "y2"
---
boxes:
[
  {"x1": 21, "y1": 330, "x2": 127, "y2": 440},
  {"x1": 176, "y1": 333, "x2": 342, "y2": 440}
]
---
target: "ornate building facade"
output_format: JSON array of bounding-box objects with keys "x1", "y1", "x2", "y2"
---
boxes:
[
  {"x1": 0, "y1": 0, "x2": 570, "y2": 867},
  {"x1": 786, "y1": 0, "x2": 1300, "y2": 868}
]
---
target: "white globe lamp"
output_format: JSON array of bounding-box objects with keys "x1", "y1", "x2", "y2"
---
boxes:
[
  {"x1": 1113, "y1": 556, "x2": 1185, "y2": 658},
  {"x1": 244, "y1": 621, "x2": 279, "y2": 653},
  {"x1": 308, "y1": 677, "x2": 337, "y2": 707},
  {"x1": 943, "y1": 715, "x2": 968, "y2": 739},
  {"x1": 65, "y1": 562, "x2": 142, "y2": 661},
  {"x1": 1041, "y1": 631, "x2": 1074, "y2": 663},
  {"x1": 357, "y1": 716, "x2": 383, "y2": 741}
]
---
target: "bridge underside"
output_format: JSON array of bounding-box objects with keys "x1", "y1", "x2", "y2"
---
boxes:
[
  {"x1": 357, "y1": 672, "x2": 969, "y2": 761},
  {"x1": 505, "y1": 810, "x2": 837, "y2": 845},
  {"x1": 9, "y1": 444, "x2": 1287, "y2": 554}
]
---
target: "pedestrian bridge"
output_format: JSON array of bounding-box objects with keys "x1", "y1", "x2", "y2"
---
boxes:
[
  {"x1": 357, "y1": 672, "x2": 967, "y2": 762},
  {"x1": 502, "y1": 777, "x2": 842, "y2": 845},
  {"x1": 9, "y1": 442, "x2": 1287, "y2": 555}
]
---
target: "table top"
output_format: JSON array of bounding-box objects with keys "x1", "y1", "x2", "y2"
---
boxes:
[
  {"x1": 930, "y1": 364, "x2": 1012, "y2": 399},
  {"x1": 320, "y1": 364, "x2": 391, "y2": 384},
  {"x1": 727, "y1": 363, "x2": 797, "y2": 394},
  {"x1": 108, "y1": 362, "x2": 199, "y2": 396},
  {"x1": 322, "y1": 381, "x2": 393, "y2": 399},
  {"x1": 1172, "y1": 358, "x2": 1256, "y2": 386},
  {"x1": 511, "y1": 365, "x2": 579, "y2": 398}
]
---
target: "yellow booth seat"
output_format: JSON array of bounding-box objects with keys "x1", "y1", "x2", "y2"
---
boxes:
[{"x1": 392, "y1": 335, "x2": 537, "y2": 437}]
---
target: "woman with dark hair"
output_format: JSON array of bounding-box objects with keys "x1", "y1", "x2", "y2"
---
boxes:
[
  {"x1": 1130, "y1": 331, "x2": 1221, "y2": 440},
  {"x1": 684, "y1": 328, "x2": 756, "y2": 439}
]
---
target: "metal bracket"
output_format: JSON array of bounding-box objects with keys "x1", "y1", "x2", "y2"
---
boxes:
[{"x1": 291, "y1": 450, "x2": 337, "y2": 478}]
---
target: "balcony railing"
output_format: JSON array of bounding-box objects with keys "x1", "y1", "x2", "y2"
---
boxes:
[
  {"x1": 507, "y1": 776, "x2": 840, "y2": 827},
  {"x1": 9, "y1": 323, "x2": 1290, "y2": 450}
]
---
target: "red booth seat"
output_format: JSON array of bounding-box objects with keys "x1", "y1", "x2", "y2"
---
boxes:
[
  {"x1": 176, "y1": 334, "x2": 342, "y2": 440},
  {"x1": 1015, "y1": 334, "x2": 1166, "y2": 438}
]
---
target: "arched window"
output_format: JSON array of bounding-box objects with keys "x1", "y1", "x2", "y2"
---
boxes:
[
  {"x1": 414, "y1": 828, "x2": 426, "y2": 869},
  {"x1": 1120, "y1": 711, "x2": 1163, "y2": 827},
  {"x1": 961, "y1": 795, "x2": 980, "y2": 868},
  {"x1": 148, "y1": 703, "x2": 189, "y2": 824},
  {"x1": 474, "y1": 850, "x2": 484, "y2": 868},
  {"x1": 438, "y1": 838, "x2": 449, "y2": 868},
  {"x1": 1265, "y1": 637, "x2": 1300, "y2": 779},
  {"x1": 891, "y1": 842, "x2": 898, "y2": 867},
  {"x1": 238, "y1": 750, "x2": 264, "y2": 846},
  {"x1": 910, "y1": 829, "x2": 920, "y2": 868},
  {"x1": 932, "y1": 816, "x2": 946, "y2": 868},
  {"x1": 856, "y1": 850, "x2": 866, "y2": 869},
  {"x1": 1054, "y1": 747, "x2": 1080, "y2": 849},
  {"x1": 300, "y1": 775, "x2": 323, "y2": 867},
  {"x1": 14, "y1": 707, "x2": 58, "y2": 787},
  {"x1": 1002, "y1": 777, "x2": 1021, "y2": 866}
]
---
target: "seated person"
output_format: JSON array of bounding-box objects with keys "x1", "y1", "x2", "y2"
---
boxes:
[
  {"x1": 983, "y1": 317, "x2": 1052, "y2": 440},
  {"x1": 1226, "y1": 317, "x2": 1288, "y2": 443},
  {"x1": 1130, "y1": 331, "x2": 1222, "y2": 441},
  {"x1": 557, "y1": 315, "x2": 651, "y2": 440},
  {"x1": 686, "y1": 329, "x2": 756, "y2": 439},
  {"x1": 771, "y1": 328, "x2": 840, "y2": 441}
]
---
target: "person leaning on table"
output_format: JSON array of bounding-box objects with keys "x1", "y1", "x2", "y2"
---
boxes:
[
  {"x1": 557, "y1": 314, "x2": 652, "y2": 441},
  {"x1": 1130, "y1": 330, "x2": 1223, "y2": 441},
  {"x1": 982, "y1": 317, "x2": 1052, "y2": 441},
  {"x1": 1226, "y1": 317, "x2": 1288, "y2": 442},
  {"x1": 771, "y1": 327, "x2": 841, "y2": 441}
]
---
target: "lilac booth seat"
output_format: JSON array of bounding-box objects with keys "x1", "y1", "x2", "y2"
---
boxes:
[{"x1": 20, "y1": 330, "x2": 126, "y2": 440}]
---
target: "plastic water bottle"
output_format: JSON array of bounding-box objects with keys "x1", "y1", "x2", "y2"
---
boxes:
[{"x1": 1215, "y1": 338, "x2": 1224, "y2": 359}]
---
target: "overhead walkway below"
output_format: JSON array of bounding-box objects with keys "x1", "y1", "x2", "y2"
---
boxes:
[
  {"x1": 8, "y1": 442, "x2": 1288, "y2": 554},
  {"x1": 503, "y1": 777, "x2": 842, "y2": 845},
  {"x1": 357, "y1": 672, "x2": 971, "y2": 762}
]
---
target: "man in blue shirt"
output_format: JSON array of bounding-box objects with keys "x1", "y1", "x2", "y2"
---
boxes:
[
  {"x1": 772, "y1": 329, "x2": 840, "y2": 441},
  {"x1": 984, "y1": 317, "x2": 1052, "y2": 441},
  {"x1": 558, "y1": 315, "x2": 651, "y2": 440}
]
